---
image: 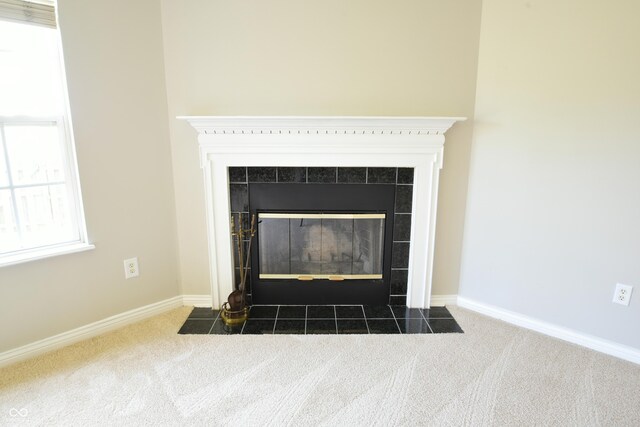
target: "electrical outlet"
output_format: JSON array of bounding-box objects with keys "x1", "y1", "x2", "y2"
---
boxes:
[
  {"x1": 612, "y1": 283, "x2": 633, "y2": 306},
  {"x1": 124, "y1": 257, "x2": 139, "y2": 279}
]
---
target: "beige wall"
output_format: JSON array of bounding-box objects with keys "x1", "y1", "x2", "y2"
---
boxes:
[
  {"x1": 160, "y1": 0, "x2": 483, "y2": 297},
  {"x1": 0, "y1": 0, "x2": 180, "y2": 352},
  {"x1": 460, "y1": 0, "x2": 640, "y2": 348}
]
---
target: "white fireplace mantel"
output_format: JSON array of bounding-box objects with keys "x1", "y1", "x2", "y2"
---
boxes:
[{"x1": 180, "y1": 116, "x2": 465, "y2": 309}]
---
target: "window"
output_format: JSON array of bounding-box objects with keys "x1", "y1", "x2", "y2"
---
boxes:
[{"x1": 0, "y1": 1, "x2": 91, "y2": 266}]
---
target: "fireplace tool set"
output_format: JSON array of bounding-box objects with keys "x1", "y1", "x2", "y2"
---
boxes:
[{"x1": 221, "y1": 213, "x2": 256, "y2": 325}]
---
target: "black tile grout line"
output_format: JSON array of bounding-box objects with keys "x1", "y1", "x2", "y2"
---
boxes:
[
  {"x1": 361, "y1": 306, "x2": 371, "y2": 334},
  {"x1": 334, "y1": 306, "x2": 338, "y2": 334},
  {"x1": 240, "y1": 314, "x2": 247, "y2": 334},
  {"x1": 304, "y1": 305, "x2": 308, "y2": 334},
  {"x1": 272, "y1": 306, "x2": 280, "y2": 334},
  {"x1": 207, "y1": 310, "x2": 221, "y2": 334},
  {"x1": 390, "y1": 308, "x2": 402, "y2": 334},
  {"x1": 422, "y1": 310, "x2": 434, "y2": 333}
]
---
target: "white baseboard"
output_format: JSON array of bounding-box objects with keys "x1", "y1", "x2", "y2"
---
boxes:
[
  {"x1": 0, "y1": 296, "x2": 184, "y2": 369},
  {"x1": 430, "y1": 294, "x2": 458, "y2": 306},
  {"x1": 182, "y1": 294, "x2": 212, "y2": 307},
  {"x1": 457, "y1": 296, "x2": 640, "y2": 365},
  {"x1": 9, "y1": 293, "x2": 635, "y2": 368}
]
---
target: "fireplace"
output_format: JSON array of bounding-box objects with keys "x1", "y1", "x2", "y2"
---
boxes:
[
  {"x1": 180, "y1": 116, "x2": 464, "y2": 308},
  {"x1": 249, "y1": 183, "x2": 395, "y2": 305}
]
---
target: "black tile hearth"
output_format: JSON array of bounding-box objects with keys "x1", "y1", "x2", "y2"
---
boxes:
[
  {"x1": 306, "y1": 319, "x2": 337, "y2": 334},
  {"x1": 391, "y1": 306, "x2": 423, "y2": 319},
  {"x1": 178, "y1": 319, "x2": 215, "y2": 334},
  {"x1": 242, "y1": 319, "x2": 275, "y2": 334},
  {"x1": 366, "y1": 319, "x2": 401, "y2": 334},
  {"x1": 422, "y1": 306, "x2": 454, "y2": 319},
  {"x1": 363, "y1": 305, "x2": 394, "y2": 318},
  {"x1": 249, "y1": 305, "x2": 278, "y2": 319},
  {"x1": 274, "y1": 319, "x2": 306, "y2": 334},
  {"x1": 277, "y1": 305, "x2": 306, "y2": 319},
  {"x1": 335, "y1": 305, "x2": 365, "y2": 319},
  {"x1": 307, "y1": 305, "x2": 336, "y2": 319},
  {"x1": 337, "y1": 319, "x2": 369, "y2": 334},
  {"x1": 397, "y1": 318, "x2": 432, "y2": 334},
  {"x1": 209, "y1": 320, "x2": 243, "y2": 335},
  {"x1": 428, "y1": 318, "x2": 464, "y2": 333},
  {"x1": 180, "y1": 305, "x2": 463, "y2": 335},
  {"x1": 188, "y1": 307, "x2": 218, "y2": 319}
]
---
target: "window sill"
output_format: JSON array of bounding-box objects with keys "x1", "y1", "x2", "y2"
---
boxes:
[{"x1": 0, "y1": 242, "x2": 95, "y2": 268}]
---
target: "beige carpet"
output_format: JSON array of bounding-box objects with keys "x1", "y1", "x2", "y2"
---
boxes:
[{"x1": 1, "y1": 306, "x2": 639, "y2": 426}]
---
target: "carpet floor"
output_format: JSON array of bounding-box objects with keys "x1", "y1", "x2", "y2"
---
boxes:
[{"x1": 1, "y1": 306, "x2": 639, "y2": 426}]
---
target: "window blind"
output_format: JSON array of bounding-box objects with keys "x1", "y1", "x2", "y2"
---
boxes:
[{"x1": 0, "y1": 0, "x2": 55, "y2": 29}]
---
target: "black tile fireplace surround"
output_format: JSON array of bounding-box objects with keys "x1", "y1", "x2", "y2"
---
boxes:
[{"x1": 229, "y1": 167, "x2": 414, "y2": 306}]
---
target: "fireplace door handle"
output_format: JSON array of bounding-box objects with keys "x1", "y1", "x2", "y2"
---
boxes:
[{"x1": 296, "y1": 275, "x2": 345, "y2": 281}]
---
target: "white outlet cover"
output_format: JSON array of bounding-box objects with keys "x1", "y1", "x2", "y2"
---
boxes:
[
  {"x1": 124, "y1": 257, "x2": 139, "y2": 279},
  {"x1": 613, "y1": 283, "x2": 633, "y2": 306}
]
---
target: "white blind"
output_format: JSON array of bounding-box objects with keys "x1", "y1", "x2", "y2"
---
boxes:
[{"x1": 0, "y1": 0, "x2": 56, "y2": 29}]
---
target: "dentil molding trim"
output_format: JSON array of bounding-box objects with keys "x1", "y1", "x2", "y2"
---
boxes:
[{"x1": 178, "y1": 116, "x2": 465, "y2": 135}]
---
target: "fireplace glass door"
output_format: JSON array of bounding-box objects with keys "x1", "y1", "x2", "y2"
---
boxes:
[{"x1": 258, "y1": 213, "x2": 385, "y2": 280}]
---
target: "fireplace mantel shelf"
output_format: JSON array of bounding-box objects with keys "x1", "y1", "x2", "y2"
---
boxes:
[
  {"x1": 178, "y1": 116, "x2": 465, "y2": 135},
  {"x1": 180, "y1": 116, "x2": 465, "y2": 309}
]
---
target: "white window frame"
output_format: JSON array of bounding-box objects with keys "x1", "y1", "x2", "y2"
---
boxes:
[{"x1": 0, "y1": 7, "x2": 93, "y2": 267}]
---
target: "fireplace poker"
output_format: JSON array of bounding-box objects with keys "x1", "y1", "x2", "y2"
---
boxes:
[{"x1": 240, "y1": 214, "x2": 256, "y2": 306}]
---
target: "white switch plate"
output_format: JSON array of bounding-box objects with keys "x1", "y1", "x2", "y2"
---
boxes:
[
  {"x1": 124, "y1": 257, "x2": 139, "y2": 279},
  {"x1": 612, "y1": 283, "x2": 633, "y2": 306}
]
